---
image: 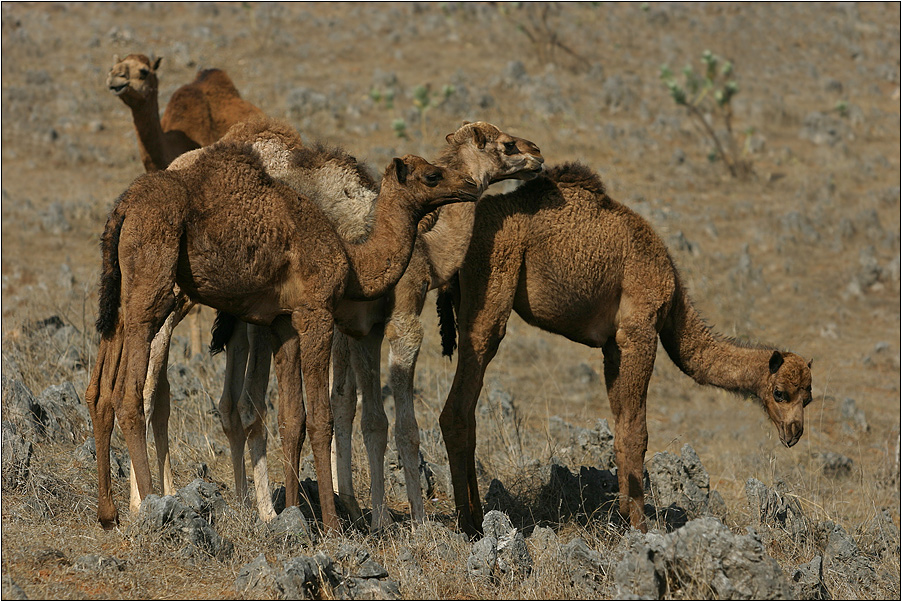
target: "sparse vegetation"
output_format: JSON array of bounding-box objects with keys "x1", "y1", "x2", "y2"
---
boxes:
[
  {"x1": 1, "y1": 2, "x2": 898, "y2": 600},
  {"x1": 661, "y1": 50, "x2": 754, "y2": 178}
]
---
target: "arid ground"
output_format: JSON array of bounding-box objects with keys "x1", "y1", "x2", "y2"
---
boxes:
[{"x1": 1, "y1": 2, "x2": 899, "y2": 599}]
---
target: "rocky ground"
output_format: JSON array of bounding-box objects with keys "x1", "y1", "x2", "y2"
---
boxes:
[{"x1": 1, "y1": 2, "x2": 900, "y2": 599}]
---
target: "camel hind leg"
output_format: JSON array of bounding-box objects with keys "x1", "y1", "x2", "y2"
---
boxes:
[
  {"x1": 85, "y1": 329, "x2": 125, "y2": 529},
  {"x1": 348, "y1": 326, "x2": 389, "y2": 532},
  {"x1": 602, "y1": 309, "x2": 658, "y2": 533},
  {"x1": 386, "y1": 310, "x2": 426, "y2": 525},
  {"x1": 331, "y1": 331, "x2": 364, "y2": 525}
]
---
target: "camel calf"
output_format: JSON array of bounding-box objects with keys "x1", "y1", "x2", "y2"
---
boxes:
[{"x1": 438, "y1": 162, "x2": 813, "y2": 535}]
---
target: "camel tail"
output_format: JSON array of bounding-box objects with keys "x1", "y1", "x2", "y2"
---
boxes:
[
  {"x1": 209, "y1": 310, "x2": 238, "y2": 355},
  {"x1": 437, "y1": 275, "x2": 459, "y2": 358},
  {"x1": 95, "y1": 202, "x2": 127, "y2": 337}
]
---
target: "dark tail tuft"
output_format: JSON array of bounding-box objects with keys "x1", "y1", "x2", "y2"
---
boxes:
[
  {"x1": 95, "y1": 204, "x2": 126, "y2": 337},
  {"x1": 209, "y1": 310, "x2": 238, "y2": 355},
  {"x1": 437, "y1": 275, "x2": 459, "y2": 358}
]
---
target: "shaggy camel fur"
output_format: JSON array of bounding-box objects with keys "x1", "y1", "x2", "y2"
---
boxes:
[
  {"x1": 209, "y1": 121, "x2": 544, "y2": 528},
  {"x1": 84, "y1": 134, "x2": 478, "y2": 531},
  {"x1": 107, "y1": 53, "x2": 265, "y2": 509},
  {"x1": 437, "y1": 162, "x2": 814, "y2": 536}
]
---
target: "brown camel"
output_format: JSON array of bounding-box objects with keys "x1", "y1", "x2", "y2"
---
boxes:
[
  {"x1": 207, "y1": 121, "x2": 544, "y2": 527},
  {"x1": 106, "y1": 53, "x2": 266, "y2": 508},
  {"x1": 107, "y1": 53, "x2": 264, "y2": 171},
  {"x1": 84, "y1": 134, "x2": 479, "y2": 532},
  {"x1": 437, "y1": 162, "x2": 814, "y2": 536}
]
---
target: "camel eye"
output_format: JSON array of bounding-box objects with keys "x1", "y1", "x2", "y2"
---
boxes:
[
  {"x1": 773, "y1": 389, "x2": 786, "y2": 402},
  {"x1": 424, "y1": 172, "x2": 442, "y2": 186},
  {"x1": 503, "y1": 141, "x2": 518, "y2": 155},
  {"x1": 138, "y1": 68, "x2": 149, "y2": 79}
]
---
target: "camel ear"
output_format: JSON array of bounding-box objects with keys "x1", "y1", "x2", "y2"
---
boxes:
[
  {"x1": 472, "y1": 126, "x2": 487, "y2": 149},
  {"x1": 392, "y1": 157, "x2": 408, "y2": 184},
  {"x1": 113, "y1": 54, "x2": 121, "y2": 65},
  {"x1": 461, "y1": 120, "x2": 471, "y2": 126},
  {"x1": 152, "y1": 56, "x2": 163, "y2": 71},
  {"x1": 768, "y1": 350, "x2": 784, "y2": 374},
  {"x1": 445, "y1": 132, "x2": 455, "y2": 144}
]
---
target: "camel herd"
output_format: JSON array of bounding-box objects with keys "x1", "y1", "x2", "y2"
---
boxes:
[{"x1": 87, "y1": 55, "x2": 813, "y2": 537}]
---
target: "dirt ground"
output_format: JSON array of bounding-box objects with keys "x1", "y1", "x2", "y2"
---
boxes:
[{"x1": 1, "y1": 2, "x2": 899, "y2": 599}]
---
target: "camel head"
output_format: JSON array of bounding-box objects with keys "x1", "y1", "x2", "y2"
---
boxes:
[
  {"x1": 107, "y1": 54, "x2": 162, "y2": 107},
  {"x1": 759, "y1": 351, "x2": 813, "y2": 448},
  {"x1": 441, "y1": 122, "x2": 544, "y2": 189},
  {"x1": 382, "y1": 155, "x2": 479, "y2": 214}
]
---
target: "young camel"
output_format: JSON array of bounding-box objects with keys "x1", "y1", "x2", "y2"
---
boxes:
[
  {"x1": 84, "y1": 136, "x2": 479, "y2": 532},
  {"x1": 209, "y1": 121, "x2": 544, "y2": 528},
  {"x1": 437, "y1": 162, "x2": 814, "y2": 536},
  {"x1": 106, "y1": 53, "x2": 266, "y2": 507}
]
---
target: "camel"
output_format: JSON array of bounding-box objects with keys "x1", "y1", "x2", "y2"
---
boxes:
[
  {"x1": 106, "y1": 53, "x2": 266, "y2": 508},
  {"x1": 84, "y1": 129, "x2": 479, "y2": 532},
  {"x1": 436, "y1": 162, "x2": 814, "y2": 536},
  {"x1": 107, "y1": 53, "x2": 264, "y2": 172},
  {"x1": 208, "y1": 121, "x2": 544, "y2": 528}
]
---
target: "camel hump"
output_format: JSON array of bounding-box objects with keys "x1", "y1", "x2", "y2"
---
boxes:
[
  {"x1": 193, "y1": 68, "x2": 241, "y2": 96},
  {"x1": 544, "y1": 162, "x2": 606, "y2": 195}
]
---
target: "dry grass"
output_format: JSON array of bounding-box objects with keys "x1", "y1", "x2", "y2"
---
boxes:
[{"x1": 2, "y1": 2, "x2": 899, "y2": 599}]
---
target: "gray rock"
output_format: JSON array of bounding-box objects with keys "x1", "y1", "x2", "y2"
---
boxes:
[
  {"x1": 466, "y1": 511, "x2": 531, "y2": 580},
  {"x1": 547, "y1": 416, "x2": 615, "y2": 469},
  {"x1": 276, "y1": 552, "x2": 339, "y2": 599},
  {"x1": 791, "y1": 555, "x2": 829, "y2": 600},
  {"x1": 1, "y1": 574, "x2": 27, "y2": 600},
  {"x1": 839, "y1": 398, "x2": 868, "y2": 432},
  {"x1": 563, "y1": 537, "x2": 606, "y2": 596},
  {"x1": 745, "y1": 478, "x2": 808, "y2": 541},
  {"x1": 813, "y1": 451, "x2": 853, "y2": 478},
  {"x1": 176, "y1": 478, "x2": 228, "y2": 524},
  {"x1": 467, "y1": 535, "x2": 497, "y2": 578},
  {"x1": 235, "y1": 553, "x2": 279, "y2": 598},
  {"x1": 75, "y1": 437, "x2": 129, "y2": 478},
  {"x1": 1, "y1": 421, "x2": 32, "y2": 490},
  {"x1": 72, "y1": 554, "x2": 126, "y2": 573},
  {"x1": 1, "y1": 375, "x2": 38, "y2": 434},
  {"x1": 334, "y1": 577, "x2": 401, "y2": 600},
  {"x1": 384, "y1": 447, "x2": 435, "y2": 501},
  {"x1": 32, "y1": 382, "x2": 83, "y2": 443},
  {"x1": 614, "y1": 517, "x2": 792, "y2": 600},
  {"x1": 646, "y1": 443, "x2": 722, "y2": 526},
  {"x1": 137, "y1": 494, "x2": 233, "y2": 559},
  {"x1": 822, "y1": 521, "x2": 879, "y2": 595},
  {"x1": 265, "y1": 505, "x2": 312, "y2": 541},
  {"x1": 799, "y1": 111, "x2": 850, "y2": 146},
  {"x1": 856, "y1": 509, "x2": 901, "y2": 559}
]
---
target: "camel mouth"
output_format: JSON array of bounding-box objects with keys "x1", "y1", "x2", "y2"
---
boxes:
[{"x1": 109, "y1": 83, "x2": 129, "y2": 95}]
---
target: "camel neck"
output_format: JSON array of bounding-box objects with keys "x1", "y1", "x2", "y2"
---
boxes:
[
  {"x1": 129, "y1": 92, "x2": 169, "y2": 171},
  {"x1": 660, "y1": 278, "x2": 772, "y2": 400},
  {"x1": 342, "y1": 189, "x2": 421, "y2": 300},
  {"x1": 417, "y1": 151, "x2": 492, "y2": 287}
]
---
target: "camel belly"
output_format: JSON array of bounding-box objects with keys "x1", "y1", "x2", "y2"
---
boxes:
[
  {"x1": 513, "y1": 262, "x2": 620, "y2": 348},
  {"x1": 334, "y1": 298, "x2": 385, "y2": 338}
]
